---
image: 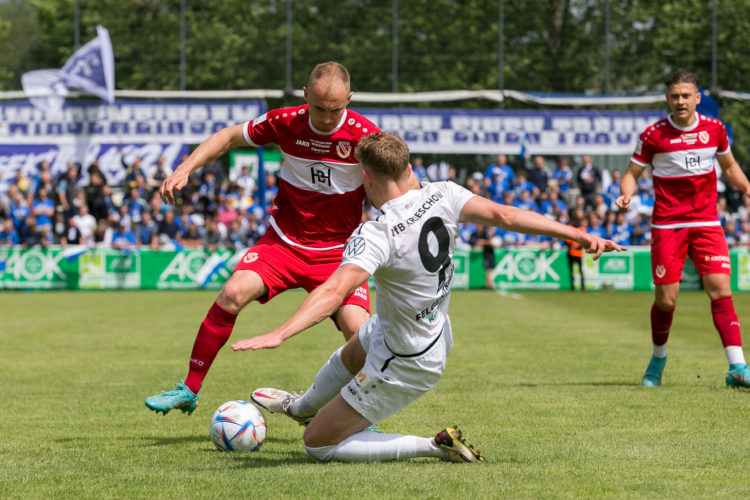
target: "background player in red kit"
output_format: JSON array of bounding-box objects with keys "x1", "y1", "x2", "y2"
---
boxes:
[
  {"x1": 616, "y1": 69, "x2": 750, "y2": 388},
  {"x1": 145, "y1": 62, "x2": 381, "y2": 414}
]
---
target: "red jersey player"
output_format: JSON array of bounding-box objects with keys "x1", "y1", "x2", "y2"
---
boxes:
[
  {"x1": 145, "y1": 62, "x2": 381, "y2": 415},
  {"x1": 616, "y1": 69, "x2": 750, "y2": 388}
]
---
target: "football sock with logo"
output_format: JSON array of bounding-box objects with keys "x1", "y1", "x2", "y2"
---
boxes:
[
  {"x1": 650, "y1": 302, "x2": 674, "y2": 355},
  {"x1": 304, "y1": 431, "x2": 442, "y2": 462},
  {"x1": 291, "y1": 346, "x2": 353, "y2": 419},
  {"x1": 184, "y1": 301, "x2": 238, "y2": 394},
  {"x1": 711, "y1": 296, "x2": 745, "y2": 364}
]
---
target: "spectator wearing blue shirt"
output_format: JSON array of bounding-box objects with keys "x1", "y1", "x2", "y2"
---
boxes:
[
  {"x1": 31, "y1": 188, "x2": 55, "y2": 233},
  {"x1": 514, "y1": 189, "x2": 540, "y2": 213},
  {"x1": 587, "y1": 212, "x2": 607, "y2": 239},
  {"x1": 552, "y1": 156, "x2": 574, "y2": 193},
  {"x1": 604, "y1": 169, "x2": 622, "y2": 206},
  {"x1": 512, "y1": 172, "x2": 538, "y2": 199},
  {"x1": 539, "y1": 190, "x2": 568, "y2": 221},
  {"x1": 9, "y1": 191, "x2": 30, "y2": 233},
  {"x1": 137, "y1": 211, "x2": 160, "y2": 249},
  {"x1": 609, "y1": 212, "x2": 633, "y2": 246},
  {"x1": 126, "y1": 187, "x2": 148, "y2": 224},
  {"x1": 411, "y1": 156, "x2": 427, "y2": 182},
  {"x1": 483, "y1": 154, "x2": 515, "y2": 193},
  {"x1": 0, "y1": 218, "x2": 19, "y2": 246},
  {"x1": 111, "y1": 220, "x2": 137, "y2": 251}
]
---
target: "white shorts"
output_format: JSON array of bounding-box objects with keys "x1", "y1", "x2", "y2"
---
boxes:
[{"x1": 340, "y1": 314, "x2": 453, "y2": 424}]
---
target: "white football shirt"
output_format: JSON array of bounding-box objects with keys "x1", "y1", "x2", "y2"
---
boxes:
[{"x1": 341, "y1": 181, "x2": 474, "y2": 356}]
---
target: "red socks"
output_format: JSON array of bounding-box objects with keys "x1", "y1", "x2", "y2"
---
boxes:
[
  {"x1": 650, "y1": 303, "x2": 674, "y2": 347},
  {"x1": 711, "y1": 296, "x2": 742, "y2": 348},
  {"x1": 184, "y1": 301, "x2": 238, "y2": 393}
]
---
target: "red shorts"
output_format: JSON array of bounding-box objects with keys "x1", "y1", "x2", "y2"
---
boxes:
[
  {"x1": 234, "y1": 228, "x2": 371, "y2": 314},
  {"x1": 651, "y1": 225, "x2": 731, "y2": 285}
]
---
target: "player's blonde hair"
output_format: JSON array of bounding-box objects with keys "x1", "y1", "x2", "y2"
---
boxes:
[
  {"x1": 355, "y1": 132, "x2": 410, "y2": 182},
  {"x1": 308, "y1": 62, "x2": 350, "y2": 92}
]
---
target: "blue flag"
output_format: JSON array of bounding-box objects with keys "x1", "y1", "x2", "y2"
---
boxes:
[{"x1": 60, "y1": 25, "x2": 115, "y2": 104}]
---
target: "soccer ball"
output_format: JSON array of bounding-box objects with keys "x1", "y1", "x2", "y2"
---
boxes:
[{"x1": 209, "y1": 400, "x2": 266, "y2": 452}]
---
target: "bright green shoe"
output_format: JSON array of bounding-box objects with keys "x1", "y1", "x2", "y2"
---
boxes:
[
  {"x1": 642, "y1": 355, "x2": 666, "y2": 387},
  {"x1": 145, "y1": 380, "x2": 199, "y2": 415},
  {"x1": 726, "y1": 363, "x2": 750, "y2": 388}
]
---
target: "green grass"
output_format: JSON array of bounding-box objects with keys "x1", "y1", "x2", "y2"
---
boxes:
[{"x1": 1, "y1": 289, "x2": 750, "y2": 499}]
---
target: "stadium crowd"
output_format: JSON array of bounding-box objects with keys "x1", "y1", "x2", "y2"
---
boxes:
[{"x1": 1, "y1": 151, "x2": 748, "y2": 252}]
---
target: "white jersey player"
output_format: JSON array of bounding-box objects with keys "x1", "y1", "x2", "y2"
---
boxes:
[{"x1": 233, "y1": 132, "x2": 624, "y2": 463}]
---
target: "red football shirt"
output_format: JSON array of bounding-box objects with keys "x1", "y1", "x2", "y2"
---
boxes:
[
  {"x1": 630, "y1": 113, "x2": 730, "y2": 229},
  {"x1": 242, "y1": 105, "x2": 380, "y2": 249}
]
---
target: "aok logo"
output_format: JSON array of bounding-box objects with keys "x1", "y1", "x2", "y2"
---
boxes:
[
  {"x1": 2, "y1": 249, "x2": 66, "y2": 281},
  {"x1": 158, "y1": 251, "x2": 231, "y2": 283},
  {"x1": 492, "y1": 252, "x2": 560, "y2": 282}
]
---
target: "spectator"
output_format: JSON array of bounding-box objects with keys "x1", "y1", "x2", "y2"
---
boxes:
[
  {"x1": 527, "y1": 155, "x2": 551, "y2": 194},
  {"x1": 411, "y1": 156, "x2": 427, "y2": 182},
  {"x1": 111, "y1": 220, "x2": 137, "y2": 251},
  {"x1": 553, "y1": 156, "x2": 574, "y2": 193},
  {"x1": 137, "y1": 211, "x2": 160, "y2": 249},
  {"x1": 0, "y1": 218, "x2": 20, "y2": 246},
  {"x1": 158, "y1": 209, "x2": 181, "y2": 243},
  {"x1": 235, "y1": 165, "x2": 256, "y2": 198},
  {"x1": 203, "y1": 215, "x2": 225, "y2": 252},
  {"x1": 31, "y1": 188, "x2": 55, "y2": 233},
  {"x1": 181, "y1": 218, "x2": 204, "y2": 249},
  {"x1": 72, "y1": 204, "x2": 97, "y2": 246},
  {"x1": 483, "y1": 154, "x2": 515, "y2": 193},
  {"x1": 469, "y1": 225, "x2": 500, "y2": 289},
  {"x1": 57, "y1": 163, "x2": 81, "y2": 219},
  {"x1": 147, "y1": 155, "x2": 171, "y2": 188},
  {"x1": 577, "y1": 154, "x2": 601, "y2": 210}
]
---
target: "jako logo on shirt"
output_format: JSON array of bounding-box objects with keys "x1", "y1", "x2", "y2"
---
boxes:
[
  {"x1": 296, "y1": 139, "x2": 310, "y2": 147},
  {"x1": 336, "y1": 141, "x2": 352, "y2": 159}
]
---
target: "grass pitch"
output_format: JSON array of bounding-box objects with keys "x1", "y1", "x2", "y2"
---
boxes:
[{"x1": 2, "y1": 289, "x2": 750, "y2": 499}]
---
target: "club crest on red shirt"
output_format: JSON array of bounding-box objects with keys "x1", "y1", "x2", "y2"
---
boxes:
[
  {"x1": 699, "y1": 130, "x2": 709, "y2": 144},
  {"x1": 336, "y1": 141, "x2": 352, "y2": 159}
]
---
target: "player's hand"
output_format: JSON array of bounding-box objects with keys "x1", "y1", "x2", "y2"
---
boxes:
[
  {"x1": 159, "y1": 170, "x2": 189, "y2": 205},
  {"x1": 614, "y1": 195, "x2": 631, "y2": 212},
  {"x1": 580, "y1": 234, "x2": 627, "y2": 261},
  {"x1": 231, "y1": 332, "x2": 284, "y2": 351}
]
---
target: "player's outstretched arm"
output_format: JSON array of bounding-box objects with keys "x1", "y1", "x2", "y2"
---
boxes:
[
  {"x1": 614, "y1": 162, "x2": 644, "y2": 212},
  {"x1": 231, "y1": 264, "x2": 371, "y2": 351},
  {"x1": 459, "y1": 196, "x2": 626, "y2": 260},
  {"x1": 159, "y1": 124, "x2": 247, "y2": 205}
]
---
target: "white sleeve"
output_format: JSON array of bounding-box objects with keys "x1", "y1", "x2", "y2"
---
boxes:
[
  {"x1": 340, "y1": 221, "x2": 390, "y2": 276},
  {"x1": 441, "y1": 181, "x2": 475, "y2": 218}
]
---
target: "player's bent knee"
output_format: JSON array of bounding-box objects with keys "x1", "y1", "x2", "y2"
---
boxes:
[{"x1": 304, "y1": 444, "x2": 337, "y2": 462}]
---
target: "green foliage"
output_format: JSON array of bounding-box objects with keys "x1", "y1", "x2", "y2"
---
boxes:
[
  {"x1": 1, "y1": 0, "x2": 749, "y2": 163},
  {"x1": 2, "y1": 289, "x2": 750, "y2": 498}
]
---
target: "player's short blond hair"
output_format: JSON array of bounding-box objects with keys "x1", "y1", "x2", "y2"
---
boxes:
[
  {"x1": 308, "y1": 62, "x2": 350, "y2": 92},
  {"x1": 355, "y1": 132, "x2": 410, "y2": 182}
]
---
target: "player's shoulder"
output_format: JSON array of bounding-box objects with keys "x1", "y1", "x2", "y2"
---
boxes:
[
  {"x1": 259, "y1": 104, "x2": 308, "y2": 130},
  {"x1": 337, "y1": 109, "x2": 380, "y2": 140},
  {"x1": 696, "y1": 113, "x2": 726, "y2": 131}
]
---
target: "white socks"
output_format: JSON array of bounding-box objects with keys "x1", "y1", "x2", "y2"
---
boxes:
[
  {"x1": 290, "y1": 346, "x2": 354, "y2": 419},
  {"x1": 725, "y1": 345, "x2": 746, "y2": 366},
  {"x1": 305, "y1": 430, "x2": 443, "y2": 462},
  {"x1": 652, "y1": 343, "x2": 667, "y2": 358}
]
